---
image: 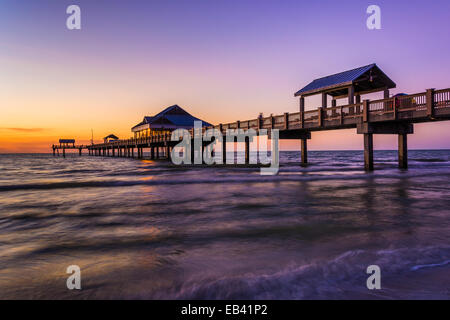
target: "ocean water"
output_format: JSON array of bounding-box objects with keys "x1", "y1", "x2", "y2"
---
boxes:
[{"x1": 0, "y1": 150, "x2": 449, "y2": 299}]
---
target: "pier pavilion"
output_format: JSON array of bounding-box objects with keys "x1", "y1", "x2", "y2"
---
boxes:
[
  {"x1": 131, "y1": 105, "x2": 212, "y2": 139},
  {"x1": 293, "y1": 63, "x2": 398, "y2": 169},
  {"x1": 103, "y1": 134, "x2": 119, "y2": 143}
]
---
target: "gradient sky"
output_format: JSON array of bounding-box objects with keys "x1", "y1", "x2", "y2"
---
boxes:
[{"x1": 1, "y1": 0, "x2": 449, "y2": 152}]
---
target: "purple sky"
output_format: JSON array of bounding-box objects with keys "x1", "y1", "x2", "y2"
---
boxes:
[{"x1": 1, "y1": 0, "x2": 449, "y2": 151}]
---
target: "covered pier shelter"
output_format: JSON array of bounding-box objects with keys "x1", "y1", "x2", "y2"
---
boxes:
[{"x1": 293, "y1": 64, "x2": 409, "y2": 170}]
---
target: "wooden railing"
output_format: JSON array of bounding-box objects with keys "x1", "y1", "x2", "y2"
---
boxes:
[
  {"x1": 89, "y1": 88, "x2": 450, "y2": 149},
  {"x1": 435, "y1": 89, "x2": 450, "y2": 110}
]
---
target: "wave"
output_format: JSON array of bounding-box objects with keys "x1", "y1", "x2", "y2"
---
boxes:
[
  {"x1": 411, "y1": 260, "x2": 450, "y2": 271},
  {"x1": 157, "y1": 246, "x2": 450, "y2": 299},
  {"x1": 0, "y1": 169, "x2": 449, "y2": 192}
]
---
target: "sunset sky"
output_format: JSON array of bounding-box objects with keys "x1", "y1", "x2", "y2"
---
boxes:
[{"x1": 1, "y1": 0, "x2": 449, "y2": 153}]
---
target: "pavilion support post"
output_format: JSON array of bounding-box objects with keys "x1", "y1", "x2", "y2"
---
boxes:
[
  {"x1": 150, "y1": 147, "x2": 155, "y2": 160},
  {"x1": 364, "y1": 133, "x2": 374, "y2": 171},
  {"x1": 53, "y1": 148, "x2": 55, "y2": 156},
  {"x1": 356, "y1": 95, "x2": 361, "y2": 115},
  {"x1": 348, "y1": 85, "x2": 355, "y2": 115},
  {"x1": 299, "y1": 96, "x2": 305, "y2": 129},
  {"x1": 398, "y1": 133, "x2": 408, "y2": 169},
  {"x1": 363, "y1": 100, "x2": 370, "y2": 122},
  {"x1": 348, "y1": 85, "x2": 355, "y2": 104},
  {"x1": 301, "y1": 138, "x2": 308, "y2": 166},
  {"x1": 63, "y1": 148, "x2": 66, "y2": 158},
  {"x1": 322, "y1": 93, "x2": 327, "y2": 108},
  {"x1": 319, "y1": 87, "x2": 327, "y2": 128},
  {"x1": 383, "y1": 89, "x2": 390, "y2": 112},
  {"x1": 131, "y1": 147, "x2": 134, "y2": 158},
  {"x1": 156, "y1": 147, "x2": 159, "y2": 159},
  {"x1": 331, "y1": 99, "x2": 337, "y2": 117}
]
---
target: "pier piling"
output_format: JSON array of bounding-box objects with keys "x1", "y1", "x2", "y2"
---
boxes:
[
  {"x1": 398, "y1": 133, "x2": 408, "y2": 169},
  {"x1": 301, "y1": 139, "x2": 308, "y2": 165},
  {"x1": 363, "y1": 133, "x2": 374, "y2": 171}
]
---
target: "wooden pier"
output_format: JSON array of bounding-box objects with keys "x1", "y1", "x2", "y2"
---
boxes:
[{"x1": 81, "y1": 87, "x2": 450, "y2": 170}]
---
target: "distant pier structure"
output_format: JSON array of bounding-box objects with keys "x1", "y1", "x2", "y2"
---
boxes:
[
  {"x1": 53, "y1": 64, "x2": 450, "y2": 170},
  {"x1": 52, "y1": 139, "x2": 86, "y2": 157}
]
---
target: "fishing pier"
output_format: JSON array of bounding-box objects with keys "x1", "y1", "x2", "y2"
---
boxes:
[{"x1": 53, "y1": 65, "x2": 450, "y2": 170}]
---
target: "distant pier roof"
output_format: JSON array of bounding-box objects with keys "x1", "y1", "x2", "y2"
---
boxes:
[
  {"x1": 59, "y1": 139, "x2": 75, "y2": 144},
  {"x1": 132, "y1": 105, "x2": 212, "y2": 132},
  {"x1": 294, "y1": 64, "x2": 396, "y2": 97},
  {"x1": 103, "y1": 134, "x2": 119, "y2": 140}
]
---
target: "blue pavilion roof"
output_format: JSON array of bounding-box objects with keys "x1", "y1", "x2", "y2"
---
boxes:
[{"x1": 294, "y1": 64, "x2": 395, "y2": 97}]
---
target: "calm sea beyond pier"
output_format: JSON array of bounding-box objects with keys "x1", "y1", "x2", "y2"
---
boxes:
[{"x1": 0, "y1": 150, "x2": 449, "y2": 299}]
